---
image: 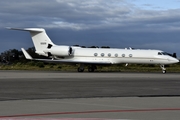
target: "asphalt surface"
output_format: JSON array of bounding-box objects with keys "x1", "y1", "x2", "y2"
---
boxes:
[
  {"x1": 1, "y1": 97, "x2": 180, "y2": 120},
  {"x1": 0, "y1": 70, "x2": 180, "y2": 119},
  {"x1": 0, "y1": 71, "x2": 180, "y2": 101}
]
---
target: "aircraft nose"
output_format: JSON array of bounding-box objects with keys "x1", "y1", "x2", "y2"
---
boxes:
[{"x1": 168, "y1": 57, "x2": 179, "y2": 63}]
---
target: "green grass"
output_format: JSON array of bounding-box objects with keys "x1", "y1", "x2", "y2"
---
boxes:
[{"x1": 0, "y1": 61, "x2": 180, "y2": 73}]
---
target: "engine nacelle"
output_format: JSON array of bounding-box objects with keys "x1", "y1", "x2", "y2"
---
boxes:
[{"x1": 44, "y1": 46, "x2": 73, "y2": 57}]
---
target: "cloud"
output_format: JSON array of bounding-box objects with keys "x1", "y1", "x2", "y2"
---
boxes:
[
  {"x1": 43, "y1": 0, "x2": 180, "y2": 32},
  {"x1": 1, "y1": 0, "x2": 180, "y2": 31},
  {"x1": 0, "y1": 0, "x2": 180, "y2": 55}
]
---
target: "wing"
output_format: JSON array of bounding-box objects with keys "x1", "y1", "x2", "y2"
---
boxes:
[{"x1": 21, "y1": 48, "x2": 112, "y2": 64}]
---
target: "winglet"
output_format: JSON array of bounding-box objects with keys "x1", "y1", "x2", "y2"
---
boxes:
[{"x1": 21, "y1": 48, "x2": 33, "y2": 60}]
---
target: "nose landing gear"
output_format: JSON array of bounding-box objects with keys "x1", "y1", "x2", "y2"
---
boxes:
[{"x1": 160, "y1": 65, "x2": 166, "y2": 74}]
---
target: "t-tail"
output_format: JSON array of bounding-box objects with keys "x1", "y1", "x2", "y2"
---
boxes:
[{"x1": 7, "y1": 27, "x2": 55, "y2": 57}]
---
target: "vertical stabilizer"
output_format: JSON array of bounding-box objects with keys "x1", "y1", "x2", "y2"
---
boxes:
[{"x1": 8, "y1": 27, "x2": 55, "y2": 56}]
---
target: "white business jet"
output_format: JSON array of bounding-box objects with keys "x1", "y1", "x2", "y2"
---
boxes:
[{"x1": 8, "y1": 28, "x2": 179, "y2": 73}]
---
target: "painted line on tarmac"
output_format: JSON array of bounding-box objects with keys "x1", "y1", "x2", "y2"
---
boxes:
[
  {"x1": 0, "y1": 108, "x2": 180, "y2": 118},
  {"x1": 0, "y1": 118, "x2": 130, "y2": 120}
]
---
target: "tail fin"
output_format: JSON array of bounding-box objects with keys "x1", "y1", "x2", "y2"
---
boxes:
[{"x1": 7, "y1": 27, "x2": 55, "y2": 56}]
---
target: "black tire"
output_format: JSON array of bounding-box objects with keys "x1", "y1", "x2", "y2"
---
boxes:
[
  {"x1": 162, "y1": 70, "x2": 166, "y2": 74},
  {"x1": 78, "y1": 67, "x2": 84, "y2": 72},
  {"x1": 88, "y1": 67, "x2": 94, "y2": 72}
]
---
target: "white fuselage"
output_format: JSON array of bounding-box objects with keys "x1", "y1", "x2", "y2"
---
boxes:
[{"x1": 56, "y1": 47, "x2": 179, "y2": 65}]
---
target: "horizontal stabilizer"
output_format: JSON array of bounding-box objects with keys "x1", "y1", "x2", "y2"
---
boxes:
[
  {"x1": 21, "y1": 48, "x2": 33, "y2": 60},
  {"x1": 7, "y1": 27, "x2": 44, "y2": 32}
]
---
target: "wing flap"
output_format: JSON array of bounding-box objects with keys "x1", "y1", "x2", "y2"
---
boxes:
[{"x1": 35, "y1": 59, "x2": 111, "y2": 64}]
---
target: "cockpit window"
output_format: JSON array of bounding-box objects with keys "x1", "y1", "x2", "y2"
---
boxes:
[
  {"x1": 158, "y1": 52, "x2": 162, "y2": 55},
  {"x1": 158, "y1": 52, "x2": 172, "y2": 56},
  {"x1": 162, "y1": 52, "x2": 169, "y2": 55}
]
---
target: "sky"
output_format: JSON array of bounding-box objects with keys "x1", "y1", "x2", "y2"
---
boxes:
[{"x1": 0, "y1": 0, "x2": 180, "y2": 56}]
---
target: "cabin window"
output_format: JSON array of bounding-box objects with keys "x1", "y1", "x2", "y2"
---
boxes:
[
  {"x1": 122, "y1": 54, "x2": 125, "y2": 57},
  {"x1": 101, "y1": 53, "x2": 105, "y2": 57},
  {"x1": 94, "y1": 53, "x2": 98, "y2": 56},
  {"x1": 115, "y1": 53, "x2": 118, "y2": 57},
  {"x1": 108, "y1": 53, "x2": 111, "y2": 57},
  {"x1": 129, "y1": 54, "x2": 132, "y2": 57}
]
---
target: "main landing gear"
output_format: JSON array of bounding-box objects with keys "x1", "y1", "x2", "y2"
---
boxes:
[
  {"x1": 160, "y1": 65, "x2": 166, "y2": 74},
  {"x1": 77, "y1": 64, "x2": 84, "y2": 72},
  {"x1": 88, "y1": 65, "x2": 97, "y2": 72},
  {"x1": 77, "y1": 64, "x2": 97, "y2": 72}
]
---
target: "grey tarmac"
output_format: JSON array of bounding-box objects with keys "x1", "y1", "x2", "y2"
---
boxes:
[{"x1": 0, "y1": 70, "x2": 180, "y2": 120}]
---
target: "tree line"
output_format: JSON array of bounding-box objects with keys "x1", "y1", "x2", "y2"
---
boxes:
[{"x1": 0, "y1": 47, "x2": 39, "y2": 64}]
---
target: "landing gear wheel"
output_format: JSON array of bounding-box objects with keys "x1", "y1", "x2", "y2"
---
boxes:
[
  {"x1": 88, "y1": 65, "x2": 97, "y2": 72},
  {"x1": 88, "y1": 67, "x2": 94, "y2": 72},
  {"x1": 77, "y1": 64, "x2": 85, "y2": 72},
  {"x1": 162, "y1": 70, "x2": 166, "y2": 74},
  {"x1": 77, "y1": 67, "x2": 84, "y2": 72}
]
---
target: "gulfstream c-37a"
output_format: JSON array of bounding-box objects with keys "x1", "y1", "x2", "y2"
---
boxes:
[{"x1": 8, "y1": 28, "x2": 179, "y2": 73}]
